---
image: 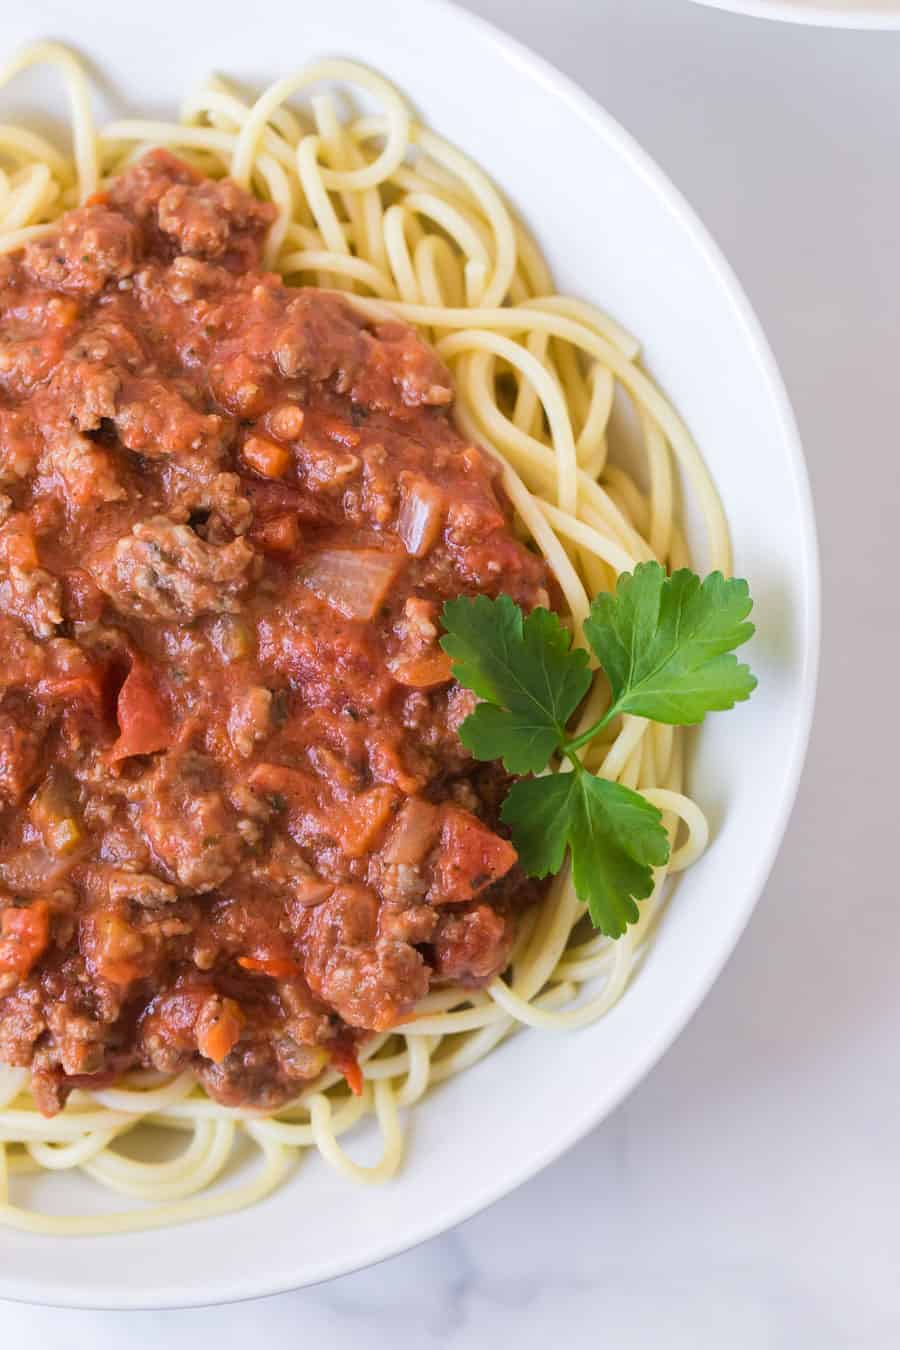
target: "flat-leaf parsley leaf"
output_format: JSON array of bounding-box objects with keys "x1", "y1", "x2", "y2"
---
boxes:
[
  {"x1": 440, "y1": 563, "x2": 756, "y2": 938},
  {"x1": 582, "y1": 563, "x2": 756, "y2": 728},
  {"x1": 440, "y1": 595, "x2": 591, "y2": 776},
  {"x1": 502, "y1": 773, "x2": 669, "y2": 937}
]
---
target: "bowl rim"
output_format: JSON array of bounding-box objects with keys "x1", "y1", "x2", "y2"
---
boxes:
[
  {"x1": 689, "y1": 0, "x2": 900, "y2": 29},
  {"x1": 0, "y1": 0, "x2": 821, "y2": 1309}
]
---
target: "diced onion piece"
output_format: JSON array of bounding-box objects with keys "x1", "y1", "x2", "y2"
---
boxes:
[
  {"x1": 45, "y1": 817, "x2": 82, "y2": 854},
  {"x1": 336, "y1": 786, "x2": 400, "y2": 858},
  {"x1": 29, "y1": 774, "x2": 83, "y2": 857},
  {"x1": 212, "y1": 617, "x2": 254, "y2": 662},
  {"x1": 382, "y1": 798, "x2": 441, "y2": 866},
  {"x1": 397, "y1": 477, "x2": 444, "y2": 558},
  {"x1": 301, "y1": 548, "x2": 405, "y2": 620}
]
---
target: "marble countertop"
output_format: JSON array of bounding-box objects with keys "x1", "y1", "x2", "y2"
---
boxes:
[{"x1": 3, "y1": 0, "x2": 898, "y2": 1344}]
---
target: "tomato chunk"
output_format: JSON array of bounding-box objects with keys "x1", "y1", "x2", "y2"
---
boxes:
[
  {"x1": 0, "y1": 900, "x2": 50, "y2": 977},
  {"x1": 430, "y1": 806, "x2": 518, "y2": 904},
  {"x1": 197, "y1": 997, "x2": 245, "y2": 1064},
  {"x1": 249, "y1": 512, "x2": 300, "y2": 557},
  {"x1": 237, "y1": 955, "x2": 301, "y2": 979},
  {"x1": 243, "y1": 434, "x2": 291, "y2": 479},
  {"x1": 108, "y1": 659, "x2": 170, "y2": 761},
  {"x1": 330, "y1": 1040, "x2": 364, "y2": 1096}
]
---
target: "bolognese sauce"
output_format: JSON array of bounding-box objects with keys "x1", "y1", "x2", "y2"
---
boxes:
[{"x1": 0, "y1": 151, "x2": 548, "y2": 1115}]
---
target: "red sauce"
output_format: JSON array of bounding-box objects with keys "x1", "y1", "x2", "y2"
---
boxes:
[{"x1": 0, "y1": 151, "x2": 546, "y2": 1115}]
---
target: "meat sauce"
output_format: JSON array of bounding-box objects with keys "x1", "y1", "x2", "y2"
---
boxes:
[{"x1": 0, "y1": 151, "x2": 547, "y2": 1115}]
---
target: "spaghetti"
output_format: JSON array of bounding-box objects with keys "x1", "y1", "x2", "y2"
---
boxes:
[{"x1": 0, "y1": 42, "x2": 727, "y2": 1235}]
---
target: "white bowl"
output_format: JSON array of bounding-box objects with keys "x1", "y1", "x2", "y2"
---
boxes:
[
  {"x1": 0, "y1": 0, "x2": 819, "y2": 1309},
  {"x1": 690, "y1": 0, "x2": 900, "y2": 28}
]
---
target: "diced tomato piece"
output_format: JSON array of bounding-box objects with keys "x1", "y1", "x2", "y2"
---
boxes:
[
  {"x1": 107, "y1": 659, "x2": 170, "y2": 761},
  {"x1": 237, "y1": 955, "x2": 301, "y2": 979},
  {"x1": 249, "y1": 768, "x2": 396, "y2": 860},
  {"x1": 330, "y1": 1040, "x2": 364, "y2": 1096},
  {"x1": 430, "y1": 806, "x2": 518, "y2": 904},
  {"x1": 335, "y1": 785, "x2": 400, "y2": 859},
  {"x1": 86, "y1": 911, "x2": 146, "y2": 986},
  {"x1": 197, "y1": 997, "x2": 245, "y2": 1064},
  {"x1": 243, "y1": 434, "x2": 291, "y2": 479},
  {"x1": 0, "y1": 900, "x2": 50, "y2": 977},
  {"x1": 249, "y1": 512, "x2": 300, "y2": 557}
]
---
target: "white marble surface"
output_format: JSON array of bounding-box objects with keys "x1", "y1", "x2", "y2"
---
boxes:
[{"x1": 2, "y1": 0, "x2": 898, "y2": 1344}]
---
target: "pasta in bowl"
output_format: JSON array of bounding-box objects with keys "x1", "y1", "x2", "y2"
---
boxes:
[{"x1": 0, "y1": 0, "x2": 817, "y2": 1308}]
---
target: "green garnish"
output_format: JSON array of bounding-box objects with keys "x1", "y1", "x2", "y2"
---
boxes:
[
  {"x1": 439, "y1": 599, "x2": 591, "y2": 776},
  {"x1": 440, "y1": 562, "x2": 756, "y2": 938}
]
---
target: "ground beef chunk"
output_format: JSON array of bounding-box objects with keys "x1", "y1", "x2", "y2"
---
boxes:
[
  {"x1": 0, "y1": 709, "x2": 45, "y2": 807},
  {"x1": 432, "y1": 904, "x2": 516, "y2": 986},
  {"x1": 378, "y1": 902, "x2": 437, "y2": 945},
  {"x1": 43, "y1": 1002, "x2": 109, "y2": 1077},
  {"x1": 0, "y1": 981, "x2": 44, "y2": 1061},
  {"x1": 0, "y1": 407, "x2": 42, "y2": 482},
  {"x1": 0, "y1": 617, "x2": 46, "y2": 694},
  {"x1": 114, "y1": 376, "x2": 230, "y2": 460},
  {"x1": 39, "y1": 354, "x2": 122, "y2": 432},
  {"x1": 106, "y1": 870, "x2": 178, "y2": 909},
  {"x1": 174, "y1": 471, "x2": 252, "y2": 539},
  {"x1": 260, "y1": 289, "x2": 454, "y2": 414},
  {"x1": 108, "y1": 150, "x2": 275, "y2": 268},
  {"x1": 157, "y1": 177, "x2": 275, "y2": 262},
  {"x1": 95, "y1": 517, "x2": 255, "y2": 620},
  {"x1": 39, "y1": 428, "x2": 125, "y2": 511},
  {"x1": 0, "y1": 514, "x2": 62, "y2": 637},
  {"x1": 23, "y1": 204, "x2": 140, "y2": 297},
  {"x1": 304, "y1": 886, "x2": 429, "y2": 1030},
  {"x1": 139, "y1": 985, "x2": 209, "y2": 1073},
  {"x1": 140, "y1": 754, "x2": 246, "y2": 891}
]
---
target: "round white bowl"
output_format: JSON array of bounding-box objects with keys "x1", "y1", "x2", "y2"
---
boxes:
[
  {"x1": 690, "y1": 0, "x2": 900, "y2": 28},
  {"x1": 0, "y1": 0, "x2": 819, "y2": 1309}
]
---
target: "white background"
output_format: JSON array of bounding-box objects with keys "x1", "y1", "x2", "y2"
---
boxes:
[{"x1": 2, "y1": 0, "x2": 898, "y2": 1344}]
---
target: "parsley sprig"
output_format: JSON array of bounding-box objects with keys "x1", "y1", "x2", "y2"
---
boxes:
[{"x1": 441, "y1": 562, "x2": 756, "y2": 938}]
